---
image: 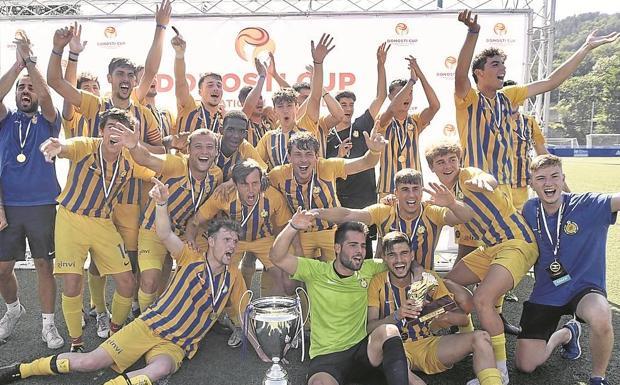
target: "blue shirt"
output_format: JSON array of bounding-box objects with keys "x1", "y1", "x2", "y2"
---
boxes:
[
  {"x1": 0, "y1": 109, "x2": 61, "y2": 206},
  {"x1": 523, "y1": 193, "x2": 617, "y2": 306}
]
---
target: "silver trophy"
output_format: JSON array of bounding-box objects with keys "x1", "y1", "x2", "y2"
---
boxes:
[{"x1": 246, "y1": 295, "x2": 304, "y2": 385}]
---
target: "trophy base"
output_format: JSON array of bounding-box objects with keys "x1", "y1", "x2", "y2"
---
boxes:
[{"x1": 263, "y1": 362, "x2": 288, "y2": 385}]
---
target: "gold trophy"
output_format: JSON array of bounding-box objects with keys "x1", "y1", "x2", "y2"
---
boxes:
[{"x1": 406, "y1": 272, "x2": 457, "y2": 326}]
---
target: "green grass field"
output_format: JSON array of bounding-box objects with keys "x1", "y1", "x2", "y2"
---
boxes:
[{"x1": 561, "y1": 157, "x2": 620, "y2": 306}]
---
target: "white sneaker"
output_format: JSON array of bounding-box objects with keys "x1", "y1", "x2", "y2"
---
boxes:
[
  {"x1": 96, "y1": 312, "x2": 111, "y2": 338},
  {"x1": 467, "y1": 369, "x2": 509, "y2": 385},
  {"x1": 42, "y1": 324, "x2": 64, "y2": 349},
  {"x1": 227, "y1": 327, "x2": 242, "y2": 348},
  {"x1": 0, "y1": 305, "x2": 25, "y2": 340}
]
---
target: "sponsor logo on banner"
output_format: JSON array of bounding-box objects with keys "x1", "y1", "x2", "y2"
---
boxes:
[
  {"x1": 387, "y1": 22, "x2": 418, "y2": 46},
  {"x1": 97, "y1": 26, "x2": 126, "y2": 49},
  {"x1": 486, "y1": 22, "x2": 516, "y2": 46},
  {"x1": 443, "y1": 123, "x2": 457, "y2": 137},
  {"x1": 436, "y1": 56, "x2": 456, "y2": 79},
  {"x1": 235, "y1": 27, "x2": 276, "y2": 62}
]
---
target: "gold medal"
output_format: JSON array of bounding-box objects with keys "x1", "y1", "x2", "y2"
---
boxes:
[
  {"x1": 457, "y1": 191, "x2": 464, "y2": 200},
  {"x1": 398, "y1": 155, "x2": 406, "y2": 163},
  {"x1": 407, "y1": 123, "x2": 414, "y2": 131},
  {"x1": 353, "y1": 130, "x2": 359, "y2": 138},
  {"x1": 210, "y1": 312, "x2": 219, "y2": 321},
  {"x1": 417, "y1": 225, "x2": 426, "y2": 235},
  {"x1": 455, "y1": 230, "x2": 461, "y2": 238},
  {"x1": 564, "y1": 221, "x2": 578, "y2": 235},
  {"x1": 260, "y1": 210, "x2": 268, "y2": 218},
  {"x1": 549, "y1": 260, "x2": 562, "y2": 274},
  {"x1": 16, "y1": 153, "x2": 26, "y2": 163},
  {"x1": 312, "y1": 186, "x2": 320, "y2": 195}
]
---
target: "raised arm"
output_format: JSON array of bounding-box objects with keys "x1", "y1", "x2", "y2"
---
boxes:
[
  {"x1": 171, "y1": 33, "x2": 194, "y2": 109},
  {"x1": 369, "y1": 42, "x2": 389, "y2": 118},
  {"x1": 242, "y1": 58, "x2": 267, "y2": 118},
  {"x1": 109, "y1": 120, "x2": 165, "y2": 173},
  {"x1": 62, "y1": 22, "x2": 88, "y2": 121},
  {"x1": 424, "y1": 182, "x2": 474, "y2": 226},
  {"x1": 135, "y1": 0, "x2": 171, "y2": 103},
  {"x1": 270, "y1": 208, "x2": 317, "y2": 275},
  {"x1": 343, "y1": 126, "x2": 387, "y2": 175},
  {"x1": 378, "y1": 58, "x2": 417, "y2": 128},
  {"x1": 0, "y1": 59, "x2": 23, "y2": 121},
  {"x1": 48, "y1": 26, "x2": 82, "y2": 108},
  {"x1": 319, "y1": 88, "x2": 345, "y2": 129},
  {"x1": 313, "y1": 207, "x2": 373, "y2": 225},
  {"x1": 267, "y1": 52, "x2": 291, "y2": 89},
  {"x1": 526, "y1": 30, "x2": 619, "y2": 98},
  {"x1": 410, "y1": 57, "x2": 440, "y2": 127},
  {"x1": 454, "y1": 10, "x2": 480, "y2": 99},
  {"x1": 151, "y1": 178, "x2": 185, "y2": 256},
  {"x1": 307, "y1": 34, "x2": 335, "y2": 122},
  {"x1": 15, "y1": 32, "x2": 56, "y2": 123},
  {"x1": 40, "y1": 137, "x2": 70, "y2": 162}
]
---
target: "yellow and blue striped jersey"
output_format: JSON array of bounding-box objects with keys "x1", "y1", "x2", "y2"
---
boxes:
[
  {"x1": 367, "y1": 270, "x2": 452, "y2": 342},
  {"x1": 512, "y1": 114, "x2": 545, "y2": 188},
  {"x1": 456, "y1": 167, "x2": 535, "y2": 246},
  {"x1": 62, "y1": 110, "x2": 99, "y2": 139},
  {"x1": 247, "y1": 118, "x2": 273, "y2": 148},
  {"x1": 256, "y1": 113, "x2": 320, "y2": 170},
  {"x1": 141, "y1": 154, "x2": 223, "y2": 235},
  {"x1": 268, "y1": 158, "x2": 346, "y2": 231},
  {"x1": 376, "y1": 113, "x2": 427, "y2": 194},
  {"x1": 57, "y1": 137, "x2": 155, "y2": 219},
  {"x1": 177, "y1": 100, "x2": 223, "y2": 134},
  {"x1": 146, "y1": 104, "x2": 176, "y2": 138},
  {"x1": 80, "y1": 91, "x2": 162, "y2": 206},
  {"x1": 215, "y1": 134, "x2": 267, "y2": 182},
  {"x1": 366, "y1": 202, "x2": 448, "y2": 270},
  {"x1": 141, "y1": 245, "x2": 247, "y2": 359},
  {"x1": 197, "y1": 186, "x2": 291, "y2": 241},
  {"x1": 455, "y1": 86, "x2": 528, "y2": 185}
]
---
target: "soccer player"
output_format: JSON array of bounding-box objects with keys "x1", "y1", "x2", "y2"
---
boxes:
[
  {"x1": 313, "y1": 168, "x2": 473, "y2": 268},
  {"x1": 239, "y1": 59, "x2": 272, "y2": 147},
  {"x1": 172, "y1": 34, "x2": 224, "y2": 134},
  {"x1": 0, "y1": 32, "x2": 63, "y2": 349},
  {"x1": 425, "y1": 141, "x2": 539, "y2": 385},
  {"x1": 0, "y1": 180, "x2": 264, "y2": 385},
  {"x1": 367, "y1": 231, "x2": 503, "y2": 385},
  {"x1": 256, "y1": 33, "x2": 334, "y2": 169},
  {"x1": 186, "y1": 159, "x2": 292, "y2": 296},
  {"x1": 270, "y1": 212, "x2": 410, "y2": 385},
  {"x1": 110, "y1": 122, "x2": 222, "y2": 311},
  {"x1": 376, "y1": 56, "x2": 440, "y2": 197},
  {"x1": 268, "y1": 130, "x2": 386, "y2": 261},
  {"x1": 515, "y1": 154, "x2": 618, "y2": 385},
  {"x1": 39, "y1": 109, "x2": 156, "y2": 352}
]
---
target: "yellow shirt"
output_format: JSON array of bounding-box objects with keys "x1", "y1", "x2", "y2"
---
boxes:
[
  {"x1": 177, "y1": 100, "x2": 223, "y2": 134},
  {"x1": 268, "y1": 158, "x2": 347, "y2": 231},
  {"x1": 247, "y1": 117, "x2": 273, "y2": 148},
  {"x1": 140, "y1": 245, "x2": 247, "y2": 359},
  {"x1": 512, "y1": 114, "x2": 545, "y2": 188},
  {"x1": 198, "y1": 186, "x2": 291, "y2": 241},
  {"x1": 368, "y1": 270, "x2": 452, "y2": 342},
  {"x1": 256, "y1": 113, "x2": 320, "y2": 170},
  {"x1": 455, "y1": 86, "x2": 528, "y2": 185},
  {"x1": 141, "y1": 154, "x2": 222, "y2": 235},
  {"x1": 62, "y1": 110, "x2": 99, "y2": 138},
  {"x1": 366, "y1": 202, "x2": 448, "y2": 270},
  {"x1": 455, "y1": 167, "x2": 535, "y2": 246},
  {"x1": 57, "y1": 137, "x2": 155, "y2": 219},
  {"x1": 376, "y1": 113, "x2": 427, "y2": 194}
]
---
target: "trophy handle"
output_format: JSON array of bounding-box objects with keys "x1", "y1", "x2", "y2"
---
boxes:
[
  {"x1": 238, "y1": 289, "x2": 254, "y2": 328},
  {"x1": 294, "y1": 287, "x2": 310, "y2": 362}
]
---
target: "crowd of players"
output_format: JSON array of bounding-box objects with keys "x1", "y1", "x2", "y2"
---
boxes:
[{"x1": 0, "y1": 2, "x2": 618, "y2": 385}]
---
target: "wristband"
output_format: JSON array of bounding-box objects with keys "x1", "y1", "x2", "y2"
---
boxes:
[
  {"x1": 322, "y1": 92, "x2": 328, "y2": 98},
  {"x1": 288, "y1": 220, "x2": 303, "y2": 231},
  {"x1": 468, "y1": 29, "x2": 479, "y2": 34},
  {"x1": 156, "y1": 24, "x2": 167, "y2": 30},
  {"x1": 68, "y1": 57, "x2": 78, "y2": 62},
  {"x1": 68, "y1": 51, "x2": 80, "y2": 57},
  {"x1": 156, "y1": 201, "x2": 167, "y2": 207},
  {"x1": 409, "y1": 78, "x2": 417, "y2": 84},
  {"x1": 51, "y1": 49, "x2": 63, "y2": 57},
  {"x1": 313, "y1": 61, "x2": 322, "y2": 65}
]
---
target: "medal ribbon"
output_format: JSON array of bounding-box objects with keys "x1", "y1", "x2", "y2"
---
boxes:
[
  {"x1": 98, "y1": 144, "x2": 121, "y2": 199},
  {"x1": 201, "y1": 102, "x2": 219, "y2": 132},
  {"x1": 240, "y1": 194, "x2": 261, "y2": 228},
  {"x1": 396, "y1": 203, "x2": 423, "y2": 246},
  {"x1": 18, "y1": 118, "x2": 32, "y2": 153},
  {"x1": 539, "y1": 199, "x2": 565, "y2": 259},
  {"x1": 297, "y1": 170, "x2": 316, "y2": 210},
  {"x1": 188, "y1": 166, "x2": 206, "y2": 213},
  {"x1": 481, "y1": 93, "x2": 502, "y2": 130},
  {"x1": 276, "y1": 130, "x2": 288, "y2": 165},
  {"x1": 386, "y1": 272, "x2": 413, "y2": 328},
  {"x1": 205, "y1": 261, "x2": 228, "y2": 306},
  {"x1": 392, "y1": 117, "x2": 409, "y2": 154}
]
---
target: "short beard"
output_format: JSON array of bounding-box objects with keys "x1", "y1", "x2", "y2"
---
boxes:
[
  {"x1": 340, "y1": 254, "x2": 363, "y2": 272},
  {"x1": 19, "y1": 101, "x2": 38, "y2": 114}
]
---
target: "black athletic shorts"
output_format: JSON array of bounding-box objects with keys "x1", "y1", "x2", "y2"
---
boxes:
[
  {"x1": 307, "y1": 335, "x2": 381, "y2": 384},
  {"x1": 0, "y1": 205, "x2": 56, "y2": 261},
  {"x1": 518, "y1": 287, "x2": 607, "y2": 341}
]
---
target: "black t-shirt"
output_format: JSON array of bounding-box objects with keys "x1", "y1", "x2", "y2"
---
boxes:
[{"x1": 325, "y1": 109, "x2": 377, "y2": 209}]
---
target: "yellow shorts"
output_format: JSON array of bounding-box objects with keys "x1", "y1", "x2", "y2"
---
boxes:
[
  {"x1": 55, "y1": 206, "x2": 132, "y2": 276},
  {"x1": 511, "y1": 186, "x2": 529, "y2": 212},
  {"x1": 300, "y1": 228, "x2": 336, "y2": 261},
  {"x1": 112, "y1": 203, "x2": 140, "y2": 252},
  {"x1": 233, "y1": 237, "x2": 275, "y2": 269},
  {"x1": 138, "y1": 228, "x2": 169, "y2": 272},
  {"x1": 101, "y1": 318, "x2": 185, "y2": 373},
  {"x1": 404, "y1": 336, "x2": 449, "y2": 375},
  {"x1": 462, "y1": 239, "x2": 539, "y2": 288}
]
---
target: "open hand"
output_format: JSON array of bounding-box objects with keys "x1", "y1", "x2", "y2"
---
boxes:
[
  {"x1": 457, "y1": 10, "x2": 479, "y2": 33},
  {"x1": 311, "y1": 33, "x2": 335, "y2": 64}
]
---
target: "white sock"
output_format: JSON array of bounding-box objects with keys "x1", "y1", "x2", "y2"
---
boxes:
[
  {"x1": 6, "y1": 300, "x2": 21, "y2": 314},
  {"x1": 42, "y1": 313, "x2": 55, "y2": 327},
  {"x1": 497, "y1": 360, "x2": 508, "y2": 374},
  {"x1": 132, "y1": 300, "x2": 139, "y2": 310}
]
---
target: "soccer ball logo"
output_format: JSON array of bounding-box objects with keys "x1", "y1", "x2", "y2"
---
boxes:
[
  {"x1": 395, "y1": 22, "x2": 409, "y2": 35},
  {"x1": 235, "y1": 27, "x2": 276, "y2": 62}
]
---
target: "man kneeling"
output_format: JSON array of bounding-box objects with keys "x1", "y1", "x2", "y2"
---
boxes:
[
  {"x1": 367, "y1": 231, "x2": 503, "y2": 385},
  {"x1": 0, "y1": 178, "x2": 264, "y2": 385}
]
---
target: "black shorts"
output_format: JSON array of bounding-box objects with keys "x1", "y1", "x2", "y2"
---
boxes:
[
  {"x1": 518, "y1": 287, "x2": 607, "y2": 341},
  {"x1": 307, "y1": 335, "x2": 380, "y2": 384},
  {"x1": 0, "y1": 205, "x2": 56, "y2": 261}
]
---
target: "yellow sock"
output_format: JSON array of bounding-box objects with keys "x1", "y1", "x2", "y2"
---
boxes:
[
  {"x1": 61, "y1": 294, "x2": 84, "y2": 340},
  {"x1": 477, "y1": 368, "x2": 502, "y2": 385},
  {"x1": 138, "y1": 288, "x2": 157, "y2": 312},
  {"x1": 19, "y1": 356, "x2": 70, "y2": 378},
  {"x1": 459, "y1": 314, "x2": 475, "y2": 333},
  {"x1": 110, "y1": 291, "x2": 133, "y2": 329},
  {"x1": 490, "y1": 333, "x2": 507, "y2": 361},
  {"x1": 88, "y1": 272, "x2": 107, "y2": 314},
  {"x1": 104, "y1": 374, "x2": 152, "y2": 385},
  {"x1": 495, "y1": 295, "x2": 504, "y2": 314}
]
